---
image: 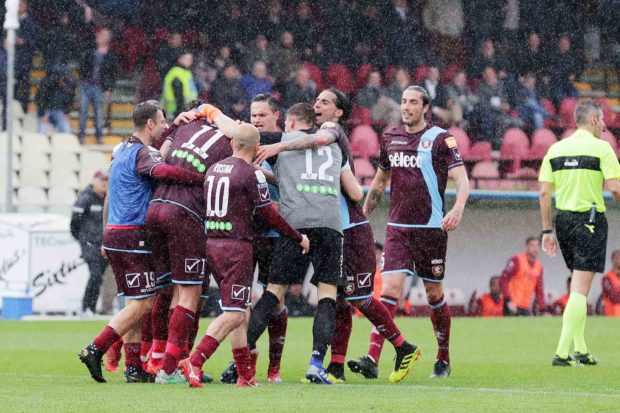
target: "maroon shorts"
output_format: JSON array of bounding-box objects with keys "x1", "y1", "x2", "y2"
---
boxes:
[
  {"x1": 340, "y1": 223, "x2": 376, "y2": 301},
  {"x1": 383, "y1": 225, "x2": 448, "y2": 282},
  {"x1": 102, "y1": 227, "x2": 156, "y2": 299},
  {"x1": 145, "y1": 202, "x2": 207, "y2": 287},
  {"x1": 206, "y1": 238, "x2": 253, "y2": 312}
]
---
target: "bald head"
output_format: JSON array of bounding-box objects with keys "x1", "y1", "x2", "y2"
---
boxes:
[{"x1": 232, "y1": 123, "x2": 260, "y2": 152}]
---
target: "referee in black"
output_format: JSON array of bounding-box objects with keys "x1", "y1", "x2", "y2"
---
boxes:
[{"x1": 539, "y1": 99, "x2": 620, "y2": 366}]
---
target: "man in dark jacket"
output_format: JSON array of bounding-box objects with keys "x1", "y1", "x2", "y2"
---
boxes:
[
  {"x1": 71, "y1": 170, "x2": 108, "y2": 315},
  {"x1": 78, "y1": 27, "x2": 118, "y2": 143},
  {"x1": 36, "y1": 64, "x2": 76, "y2": 133}
]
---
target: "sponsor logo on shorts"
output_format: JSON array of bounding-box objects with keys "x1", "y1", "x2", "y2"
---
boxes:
[
  {"x1": 431, "y1": 259, "x2": 444, "y2": 265},
  {"x1": 185, "y1": 258, "x2": 202, "y2": 274},
  {"x1": 356, "y1": 272, "x2": 372, "y2": 288},
  {"x1": 345, "y1": 275, "x2": 355, "y2": 295},
  {"x1": 125, "y1": 273, "x2": 141, "y2": 288},
  {"x1": 231, "y1": 284, "x2": 249, "y2": 302},
  {"x1": 431, "y1": 265, "x2": 444, "y2": 277}
]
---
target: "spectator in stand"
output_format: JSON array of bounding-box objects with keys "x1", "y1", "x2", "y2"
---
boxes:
[
  {"x1": 256, "y1": 0, "x2": 284, "y2": 42},
  {"x1": 15, "y1": 0, "x2": 38, "y2": 112},
  {"x1": 210, "y1": 63, "x2": 246, "y2": 118},
  {"x1": 160, "y1": 51, "x2": 198, "y2": 118},
  {"x1": 382, "y1": 0, "x2": 427, "y2": 68},
  {"x1": 499, "y1": 237, "x2": 546, "y2": 316},
  {"x1": 422, "y1": 0, "x2": 464, "y2": 65},
  {"x1": 286, "y1": 284, "x2": 315, "y2": 317},
  {"x1": 476, "y1": 66, "x2": 523, "y2": 149},
  {"x1": 240, "y1": 61, "x2": 273, "y2": 104},
  {"x1": 383, "y1": 66, "x2": 410, "y2": 104},
  {"x1": 601, "y1": 250, "x2": 620, "y2": 317},
  {"x1": 280, "y1": 66, "x2": 316, "y2": 109},
  {"x1": 270, "y1": 31, "x2": 300, "y2": 85},
  {"x1": 244, "y1": 34, "x2": 274, "y2": 74},
  {"x1": 467, "y1": 39, "x2": 506, "y2": 80},
  {"x1": 70, "y1": 170, "x2": 108, "y2": 316},
  {"x1": 78, "y1": 27, "x2": 118, "y2": 143},
  {"x1": 423, "y1": 65, "x2": 450, "y2": 124},
  {"x1": 372, "y1": 67, "x2": 409, "y2": 126},
  {"x1": 213, "y1": 45, "x2": 233, "y2": 72},
  {"x1": 355, "y1": 71, "x2": 383, "y2": 109},
  {"x1": 516, "y1": 32, "x2": 546, "y2": 80},
  {"x1": 550, "y1": 277, "x2": 571, "y2": 316},
  {"x1": 516, "y1": 73, "x2": 550, "y2": 130},
  {"x1": 41, "y1": 10, "x2": 88, "y2": 69},
  {"x1": 547, "y1": 34, "x2": 582, "y2": 107},
  {"x1": 289, "y1": 1, "x2": 317, "y2": 55},
  {"x1": 443, "y1": 70, "x2": 478, "y2": 128},
  {"x1": 213, "y1": 2, "x2": 250, "y2": 48},
  {"x1": 156, "y1": 32, "x2": 183, "y2": 79},
  {"x1": 359, "y1": 4, "x2": 383, "y2": 51},
  {"x1": 471, "y1": 276, "x2": 504, "y2": 317},
  {"x1": 36, "y1": 64, "x2": 76, "y2": 134}
]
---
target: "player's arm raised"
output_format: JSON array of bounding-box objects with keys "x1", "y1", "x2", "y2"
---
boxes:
[
  {"x1": 255, "y1": 130, "x2": 336, "y2": 165},
  {"x1": 196, "y1": 103, "x2": 239, "y2": 139},
  {"x1": 363, "y1": 167, "x2": 390, "y2": 217},
  {"x1": 441, "y1": 165, "x2": 469, "y2": 232}
]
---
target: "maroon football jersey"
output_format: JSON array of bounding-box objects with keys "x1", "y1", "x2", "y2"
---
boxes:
[
  {"x1": 152, "y1": 119, "x2": 232, "y2": 218},
  {"x1": 319, "y1": 121, "x2": 368, "y2": 225},
  {"x1": 204, "y1": 157, "x2": 272, "y2": 241},
  {"x1": 378, "y1": 124, "x2": 463, "y2": 227}
]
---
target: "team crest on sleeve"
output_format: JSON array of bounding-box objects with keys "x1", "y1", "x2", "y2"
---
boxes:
[
  {"x1": 445, "y1": 137, "x2": 458, "y2": 148},
  {"x1": 422, "y1": 139, "x2": 432, "y2": 149},
  {"x1": 255, "y1": 170, "x2": 267, "y2": 184}
]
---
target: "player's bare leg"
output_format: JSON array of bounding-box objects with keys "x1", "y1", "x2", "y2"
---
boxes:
[
  {"x1": 425, "y1": 281, "x2": 452, "y2": 377},
  {"x1": 180, "y1": 310, "x2": 247, "y2": 388},
  {"x1": 80, "y1": 297, "x2": 155, "y2": 383},
  {"x1": 156, "y1": 284, "x2": 201, "y2": 383}
]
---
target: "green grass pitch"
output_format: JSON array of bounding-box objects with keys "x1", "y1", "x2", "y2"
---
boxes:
[{"x1": 0, "y1": 317, "x2": 618, "y2": 412}]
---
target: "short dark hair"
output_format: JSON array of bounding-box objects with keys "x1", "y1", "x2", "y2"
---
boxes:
[
  {"x1": 526, "y1": 236, "x2": 538, "y2": 245},
  {"x1": 133, "y1": 100, "x2": 165, "y2": 128},
  {"x1": 489, "y1": 275, "x2": 501, "y2": 284},
  {"x1": 252, "y1": 93, "x2": 279, "y2": 113},
  {"x1": 404, "y1": 85, "x2": 430, "y2": 107},
  {"x1": 326, "y1": 88, "x2": 351, "y2": 122},
  {"x1": 287, "y1": 102, "x2": 316, "y2": 125}
]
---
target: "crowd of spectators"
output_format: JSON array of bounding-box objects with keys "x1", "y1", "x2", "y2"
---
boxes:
[{"x1": 2, "y1": 1, "x2": 619, "y2": 151}]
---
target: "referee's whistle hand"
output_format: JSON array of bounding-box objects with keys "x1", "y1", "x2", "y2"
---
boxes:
[{"x1": 542, "y1": 234, "x2": 557, "y2": 257}]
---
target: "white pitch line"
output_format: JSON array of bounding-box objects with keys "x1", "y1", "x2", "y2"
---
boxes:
[{"x1": 0, "y1": 373, "x2": 618, "y2": 399}]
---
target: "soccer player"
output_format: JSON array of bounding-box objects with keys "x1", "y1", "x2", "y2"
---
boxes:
[
  {"x1": 471, "y1": 276, "x2": 504, "y2": 317},
  {"x1": 353, "y1": 86, "x2": 469, "y2": 378},
  {"x1": 601, "y1": 250, "x2": 620, "y2": 317},
  {"x1": 539, "y1": 99, "x2": 620, "y2": 366},
  {"x1": 179, "y1": 123, "x2": 309, "y2": 388},
  {"x1": 499, "y1": 237, "x2": 546, "y2": 316},
  {"x1": 144, "y1": 100, "x2": 234, "y2": 384},
  {"x1": 220, "y1": 93, "x2": 289, "y2": 384},
  {"x1": 255, "y1": 89, "x2": 420, "y2": 383},
  {"x1": 78, "y1": 100, "x2": 206, "y2": 383}
]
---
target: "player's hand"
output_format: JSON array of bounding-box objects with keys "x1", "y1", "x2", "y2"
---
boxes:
[
  {"x1": 299, "y1": 234, "x2": 310, "y2": 255},
  {"x1": 541, "y1": 233, "x2": 557, "y2": 257},
  {"x1": 174, "y1": 111, "x2": 196, "y2": 125},
  {"x1": 441, "y1": 207, "x2": 463, "y2": 231},
  {"x1": 506, "y1": 301, "x2": 517, "y2": 314},
  {"x1": 100, "y1": 247, "x2": 107, "y2": 259},
  {"x1": 255, "y1": 143, "x2": 283, "y2": 165}
]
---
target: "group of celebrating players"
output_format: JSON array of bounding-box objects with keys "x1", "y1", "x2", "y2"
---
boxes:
[{"x1": 78, "y1": 83, "x2": 470, "y2": 387}]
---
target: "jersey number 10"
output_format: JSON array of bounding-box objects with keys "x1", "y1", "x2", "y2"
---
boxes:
[{"x1": 205, "y1": 175, "x2": 230, "y2": 217}]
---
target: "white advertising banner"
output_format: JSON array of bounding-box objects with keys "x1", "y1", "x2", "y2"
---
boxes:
[{"x1": 0, "y1": 214, "x2": 89, "y2": 313}]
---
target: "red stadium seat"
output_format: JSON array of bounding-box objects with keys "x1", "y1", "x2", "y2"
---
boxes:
[
  {"x1": 326, "y1": 63, "x2": 355, "y2": 94},
  {"x1": 601, "y1": 130, "x2": 618, "y2": 153},
  {"x1": 413, "y1": 65, "x2": 427, "y2": 84},
  {"x1": 303, "y1": 62, "x2": 323, "y2": 91},
  {"x1": 355, "y1": 63, "x2": 375, "y2": 90},
  {"x1": 353, "y1": 158, "x2": 376, "y2": 185},
  {"x1": 526, "y1": 128, "x2": 557, "y2": 160},
  {"x1": 500, "y1": 128, "x2": 529, "y2": 160},
  {"x1": 540, "y1": 98, "x2": 558, "y2": 129},
  {"x1": 349, "y1": 106, "x2": 372, "y2": 126},
  {"x1": 350, "y1": 125, "x2": 380, "y2": 159},
  {"x1": 442, "y1": 64, "x2": 462, "y2": 83},
  {"x1": 559, "y1": 98, "x2": 578, "y2": 129},
  {"x1": 467, "y1": 141, "x2": 492, "y2": 161},
  {"x1": 385, "y1": 65, "x2": 397, "y2": 84},
  {"x1": 447, "y1": 127, "x2": 470, "y2": 159},
  {"x1": 471, "y1": 161, "x2": 500, "y2": 190}
]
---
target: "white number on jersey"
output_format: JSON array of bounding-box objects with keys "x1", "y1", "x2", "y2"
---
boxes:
[
  {"x1": 205, "y1": 175, "x2": 230, "y2": 217},
  {"x1": 301, "y1": 147, "x2": 334, "y2": 182},
  {"x1": 181, "y1": 125, "x2": 224, "y2": 160}
]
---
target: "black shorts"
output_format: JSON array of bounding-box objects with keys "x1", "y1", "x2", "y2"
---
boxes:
[
  {"x1": 555, "y1": 211, "x2": 608, "y2": 273},
  {"x1": 253, "y1": 236, "x2": 277, "y2": 288},
  {"x1": 269, "y1": 227, "x2": 344, "y2": 287}
]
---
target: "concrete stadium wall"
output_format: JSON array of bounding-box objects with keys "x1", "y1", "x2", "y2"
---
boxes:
[{"x1": 369, "y1": 198, "x2": 620, "y2": 304}]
